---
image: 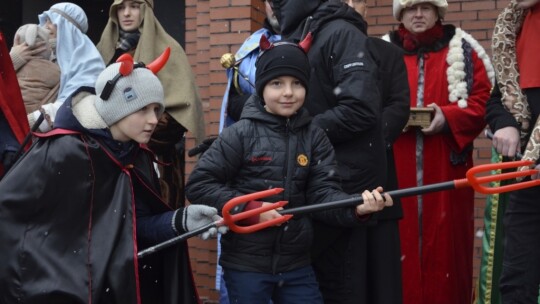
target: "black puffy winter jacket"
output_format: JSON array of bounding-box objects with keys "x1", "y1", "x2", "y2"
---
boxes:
[{"x1": 185, "y1": 96, "x2": 364, "y2": 274}]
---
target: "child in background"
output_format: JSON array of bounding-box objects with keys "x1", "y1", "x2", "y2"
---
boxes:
[
  {"x1": 25, "y1": 2, "x2": 105, "y2": 132},
  {"x1": 185, "y1": 38, "x2": 393, "y2": 304},
  {"x1": 11, "y1": 24, "x2": 60, "y2": 114}
]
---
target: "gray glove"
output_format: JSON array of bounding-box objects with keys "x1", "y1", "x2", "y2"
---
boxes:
[{"x1": 177, "y1": 205, "x2": 228, "y2": 240}]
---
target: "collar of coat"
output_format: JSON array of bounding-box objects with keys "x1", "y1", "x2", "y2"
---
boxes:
[{"x1": 383, "y1": 25, "x2": 494, "y2": 109}]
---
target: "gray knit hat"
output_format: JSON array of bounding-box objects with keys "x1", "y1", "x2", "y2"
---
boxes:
[{"x1": 94, "y1": 62, "x2": 165, "y2": 126}]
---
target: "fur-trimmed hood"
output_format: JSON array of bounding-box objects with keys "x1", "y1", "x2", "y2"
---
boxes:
[{"x1": 54, "y1": 87, "x2": 112, "y2": 138}]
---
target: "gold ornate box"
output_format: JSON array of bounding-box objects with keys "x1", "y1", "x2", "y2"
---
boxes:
[{"x1": 406, "y1": 107, "x2": 435, "y2": 129}]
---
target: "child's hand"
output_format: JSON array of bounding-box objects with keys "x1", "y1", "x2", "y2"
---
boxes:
[
  {"x1": 355, "y1": 186, "x2": 393, "y2": 216},
  {"x1": 10, "y1": 41, "x2": 47, "y2": 62},
  {"x1": 259, "y1": 202, "x2": 284, "y2": 226}
]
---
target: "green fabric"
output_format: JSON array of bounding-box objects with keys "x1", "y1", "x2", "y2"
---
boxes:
[{"x1": 474, "y1": 148, "x2": 540, "y2": 304}]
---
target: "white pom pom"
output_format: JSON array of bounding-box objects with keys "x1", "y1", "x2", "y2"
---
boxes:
[{"x1": 457, "y1": 82, "x2": 468, "y2": 91}]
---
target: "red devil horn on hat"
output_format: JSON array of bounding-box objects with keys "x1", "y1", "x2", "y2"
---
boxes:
[
  {"x1": 259, "y1": 35, "x2": 273, "y2": 51},
  {"x1": 116, "y1": 53, "x2": 134, "y2": 76},
  {"x1": 298, "y1": 32, "x2": 313, "y2": 53},
  {"x1": 146, "y1": 47, "x2": 171, "y2": 74}
]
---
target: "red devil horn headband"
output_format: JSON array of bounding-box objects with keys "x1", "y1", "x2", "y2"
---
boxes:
[
  {"x1": 258, "y1": 33, "x2": 313, "y2": 56},
  {"x1": 146, "y1": 47, "x2": 171, "y2": 74},
  {"x1": 298, "y1": 32, "x2": 312, "y2": 53},
  {"x1": 116, "y1": 53, "x2": 134, "y2": 76},
  {"x1": 100, "y1": 47, "x2": 171, "y2": 100},
  {"x1": 260, "y1": 35, "x2": 274, "y2": 51}
]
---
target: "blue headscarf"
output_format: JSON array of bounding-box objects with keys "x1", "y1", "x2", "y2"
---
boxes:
[{"x1": 39, "y1": 3, "x2": 105, "y2": 103}]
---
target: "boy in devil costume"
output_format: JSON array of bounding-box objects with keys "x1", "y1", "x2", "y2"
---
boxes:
[
  {"x1": 186, "y1": 37, "x2": 393, "y2": 303},
  {"x1": 0, "y1": 49, "x2": 223, "y2": 303}
]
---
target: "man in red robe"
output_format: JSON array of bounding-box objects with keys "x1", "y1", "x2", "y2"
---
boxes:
[{"x1": 385, "y1": 0, "x2": 494, "y2": 302}]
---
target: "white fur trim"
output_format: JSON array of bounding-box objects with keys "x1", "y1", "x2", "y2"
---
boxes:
[
  {"x1": 72, "y1": 94, "x2": 108, "y2": 129},
  {"x1": 393, "y1": 0, "x2": 448, "y2": 21},
  {"x1": 460, "y1": 29, "x2": 495, "y2": 85},
  {"x1": 446, "y1": 28, "x2": 495, "y2": 109}
]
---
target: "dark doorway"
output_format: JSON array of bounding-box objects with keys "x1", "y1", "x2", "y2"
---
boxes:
[
  {"x1": 0, "y1": 0, "x2": 185, "y2": 49},
  {"x1": 0, "y1": 0, "x2": 23, "y2": 49}
]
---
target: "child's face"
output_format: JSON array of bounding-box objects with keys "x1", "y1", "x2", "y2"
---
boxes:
[
  {"x1": 109, "y1": 103, "x2": 161, "y2": 143},
  {"x1": 262, "y1": 76, "x2": 305, "y2": 118},
  {"x1": 43, "y1": 18, "x2": 57, "y2": 39},
  {"x1": 117, "y1": 0, "x2": 143, "y2": 32}
]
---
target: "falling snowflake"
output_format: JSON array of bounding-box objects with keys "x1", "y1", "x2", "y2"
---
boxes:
[
  {"x1": 328, "y1": 169, "x2": 335, "y2": 177},
  {"x1": 475, "y1": 229, "x2": 484, "y2": 238}
]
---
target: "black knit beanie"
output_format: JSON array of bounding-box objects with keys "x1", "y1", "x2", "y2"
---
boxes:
[{"x1": 255, "y1": 41, "x2": 310, "y2": 98}]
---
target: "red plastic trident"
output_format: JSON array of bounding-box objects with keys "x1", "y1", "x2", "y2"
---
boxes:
[
  {"x1": 138, "y1": 160, "x2": 539, "y2": 258},
  {"x1": 222, "y1": 188, "x2": 292, "y2": 234},
  {"x1": 222, "y1": 160, "x2": 540, "y2": 234}
]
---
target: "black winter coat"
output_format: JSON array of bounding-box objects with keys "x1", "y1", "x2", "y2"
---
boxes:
[
  {"x1": 367, "y1": 37, "x2": 410, "y2": 220},
  {"x1": 274, "y1": 0, "x2": 386, "y2": 193},
  {"x1": 185, "y1": 96, "x2": 365, "y2": 274}
]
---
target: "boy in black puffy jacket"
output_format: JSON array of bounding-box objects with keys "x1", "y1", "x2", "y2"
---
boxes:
[{"x1": 185, "y1": 38, "x2": 392, "y2": 304}]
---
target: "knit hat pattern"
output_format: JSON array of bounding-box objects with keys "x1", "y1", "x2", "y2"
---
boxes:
[
  {"x1": 393, "y1": 0, "x2": 448, "y2": 21},
  {"x1": 255, "y1": 42, "x2": 310, "y2": 98},
  {"x1": 94, "y1": 62, "x2": 164, "y2": 126}
]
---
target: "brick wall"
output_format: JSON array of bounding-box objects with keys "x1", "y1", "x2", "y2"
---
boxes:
[
  {"x1": 184, "y1": 0, "x2": 508, "y2": 303},
  {"x1": 185, "y1": 1, "x2": 265, "y2": 302}
]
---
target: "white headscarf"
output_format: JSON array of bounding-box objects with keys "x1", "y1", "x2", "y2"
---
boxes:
[{"x1": 39, "y1": 2, "x2": 105, "y2": 103}]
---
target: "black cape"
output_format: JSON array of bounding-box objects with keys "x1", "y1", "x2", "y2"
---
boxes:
[{"x1": 0, "y1": 127, "x2": 199, "y2": 303}]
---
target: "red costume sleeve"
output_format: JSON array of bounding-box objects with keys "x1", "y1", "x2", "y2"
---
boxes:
[{"x1": 0, "y1": 32, "x2": 29, "y2": 144}]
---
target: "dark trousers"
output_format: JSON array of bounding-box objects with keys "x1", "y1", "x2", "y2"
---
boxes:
[
  {"x1": 313, "y1": 220, "x2": 402, "y2": 304},
  {"x1": 223, "y1": 266, "x2": 323, "y2": 304},
  {"x1": 500, "y1": 184, "x2": 540, "y2": 303}
]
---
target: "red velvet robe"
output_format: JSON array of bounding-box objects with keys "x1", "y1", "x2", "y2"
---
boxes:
[
  {"x1": 394, "y1": 36, "x2": 491, "y2": 304},
  {"x1": 0, "y1": 32, "x2": 29, "y2": 175}
]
